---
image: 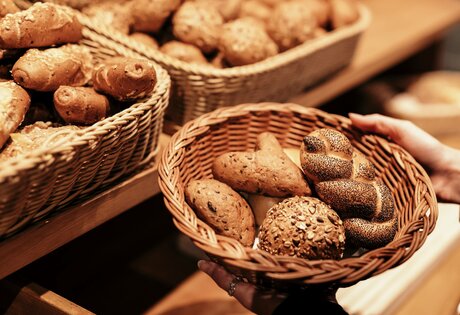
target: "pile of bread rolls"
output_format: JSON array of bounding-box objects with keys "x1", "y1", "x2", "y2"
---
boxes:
[
  {"x1": 185, "y1": 129, "x2": 398, "y2": 261},
  {"x1": 0, "y1": 2, "x2": 158, "y2": 159},
  {"x1": 58, "y1": 0, "x2": 360, "y2": 68}
]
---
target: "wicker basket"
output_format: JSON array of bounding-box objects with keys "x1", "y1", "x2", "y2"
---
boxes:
[
  {"x1": 0, "y1": 8, "x2": 170, "y2": 238},
  {"x1": 50, "y1": 2, "x2": 370, "y2": 126},
  {"x1": 158, "y1": 103, "x2": 438, "y2": 289}
]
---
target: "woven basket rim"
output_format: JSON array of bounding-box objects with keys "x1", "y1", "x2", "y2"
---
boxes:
[
  {"x1": 158, "y1": 102, "x2": 438, "y2": 286},
  {"x1": 80, "y1": 4, "x2": 371, "y2": 78},
  {"x1": 0, "y1": 11, "x2": 171, "y2": 180}
]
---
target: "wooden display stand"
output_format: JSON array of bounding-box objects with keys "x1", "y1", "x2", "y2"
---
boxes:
[{"x1": 1, "y1": 0, "x2": 460, "y2": 313}]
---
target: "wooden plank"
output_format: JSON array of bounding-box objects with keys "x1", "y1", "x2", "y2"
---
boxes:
[
  {"x1": 0, "y1": 278, "x2": 94, "y2": 315},
  {"x1": 290, "y1": 0, "x2": 460, "y2": 107},
  {"x1": 0, "y1": 134, "x2": 170, "y2": 280}
]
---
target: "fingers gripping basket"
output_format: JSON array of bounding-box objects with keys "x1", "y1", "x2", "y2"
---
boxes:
[
  {"x1": 158, "y1": 103, "x2": 438, "y2": 288},
  {"x1": 0, "y1": 9, "x2": 170, "y2": 238}
]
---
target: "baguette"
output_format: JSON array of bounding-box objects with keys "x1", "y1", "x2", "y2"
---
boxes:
[
  {"x1": 0, "y1": 3, "x2": 82, "y2": 49},
  {"x1": 0, "y1": 81, "x2": 31, "y2": 149}
]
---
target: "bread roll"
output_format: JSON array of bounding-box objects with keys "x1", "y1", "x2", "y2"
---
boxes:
[
  {"x1": 92, "y1": 57, "x2": 157, "y2": 101},
  {"x1": 212, "y1": 132, "x2": 311, "y2": 197},
  {"x1": 12, "y1": 44, "x2": 93, "y2": 92},
  {"x1": 160, "y1": 41, "x2": 208, "y2": 64},
  {"x1": 266, "y1": 1, "x2": 317, "y2": 51},
  {"x1": 300, "y1": 128, "x2": 397, "y2": 248},
  {"x1": 173, "y1": 2, "x2": 224, "y2": 53},
  {"x1": 130, "y1": 33, "x2": 159, "y2": 50},
  {"x1": 130, "y1": 0, "x2": 181, "y2": 33},
  {"x1": 238, "y1": 1, "x2": 272, "y2": 24},
  {"x1": 218, "y1": 18, "x2": 278, "y2": 66},
  {"x1": 185, "y1": 179, "x2": 256, "y2": 247},
  {"x1": 329, "y1": 0, "x2": 359, "y2": 29},
  {"x1": 54, "y1": 86, "x2": 110, "y2": 125},
  {"x1": 0, "y1": 3, "x2": 82, "y2": 49},
  {"x1": 258, "y1": 196, "x2": 345, "y2": 259},
  {"x1": 83, "y1": 2, "x2": 134, "y2": 35},
  {"x1": 0, "y1": 0, "x2": 19, "y2": 18},
  {"x1": 407, "y1": 71, "x2": 460, "y2": 105},
  {"x1": 0, "y1": 81, "x2": 30, "y2": 149}
]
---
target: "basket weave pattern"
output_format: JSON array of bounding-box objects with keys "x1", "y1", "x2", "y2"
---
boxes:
[
  {"x1": 0, "y1": 9, "x2": 170, "y2": 238},
  {"x1": 159, "y1": 103, "x2": 438, "y2": 288}
]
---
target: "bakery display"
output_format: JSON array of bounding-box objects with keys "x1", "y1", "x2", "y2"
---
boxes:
[
  {"x1": 301, "y1": 129, "x2": 397, "y2": 248},
  {"x1": 0, "y1": 3, "x2": 159, "y2": 158},
  {"x1": 57, "y1": 0, "x2": 361, "y2": 68},
  {"x1": 185, "y1": 179, "x2": 256, "y2": 247},
  {"x1": 258, "y1": 196, "x2": 345, "y2": 259}
]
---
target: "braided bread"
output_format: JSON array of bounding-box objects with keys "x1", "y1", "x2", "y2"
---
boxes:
[{"x1": 300, "y1": 129, "x2": 397, "y2": 248}]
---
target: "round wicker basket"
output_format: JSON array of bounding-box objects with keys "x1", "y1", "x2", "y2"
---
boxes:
[
  {"x1": 0, "y1": 7, "x2": 170, "y2": 238},
  {"x1": 158, "y1": 103, "x2": 438, "y2": 288}
]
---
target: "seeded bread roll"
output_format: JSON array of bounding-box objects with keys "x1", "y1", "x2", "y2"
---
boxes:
[
  {"x1": 300, "y1": 128, "x2": 397, "y2": 248},
  {"x1": 54, "y1": 86, "x2": 110, "y2": 125},
  {"x1": 258, "y1": 196, "x2": 346, "y2": 260},
  {"x1": 266, "y1": 1, "x2": 317, "y2": 51},
  {"x1": 173, "y1": 2, "x2": 224, "y2": 54},
  {"x1": 185, "y1": 179, "x2": 256, "y2": 247},
  {"x1": 92, "y1": 57, "x2": 157, "y2": 101},
  {"x1": 160, "y1": 41, "x2": 208, "y2": 64},
  {"x1": 130, "y1": 0, "x2": 181, "y2": 33},
  {"x1": 0, "y1": 0, "x2": 19, "y2": 18},
  {"x1": 212, "y1": 132, "x2": 311, "y2": 197},
  {"x1": 218, "y1": 18, "x2": 278, "y2": 66},
  {"x1": 0, "y1": 81, "x2": 30, "y2": 149},
  {"x1": 0, "y1": 3, "x2": 82, "y2": 49},
  {"x1": 12, "y1": 44, "x2": 92, "y2": 92}
]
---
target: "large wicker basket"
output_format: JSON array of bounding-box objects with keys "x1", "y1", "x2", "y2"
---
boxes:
[
  {"x1": 158, "y1": 103, "x2": 438, "y2": 289},
  {"x1": 0, "y1": 8, "x2": 170, "y2": 238},
  {"x1": 52, "y1": 2, "x2": 370, "y2": 126}
]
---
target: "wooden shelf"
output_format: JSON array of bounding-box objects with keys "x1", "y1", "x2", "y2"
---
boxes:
[
  {"x1": 1, "y1": 0, "x2": 460, "y2": 284},
  {"x1": 290, "y1": 0, "x2": 460, "y2": 106},
  {"x1": 0, "y1": 135, "x2": 170, "y2": 280}
]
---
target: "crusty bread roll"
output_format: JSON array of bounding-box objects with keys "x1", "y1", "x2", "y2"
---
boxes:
[
  {"x1": 83, "y1": 2, "x2": 134, "y2": 35},
  {"x1": 258, "y1": 196, "x2": 346, "y2": 259},
  {"x1": 218, "y1": 18, "x2": 278, "y2": 66},
  {"x1": 300, "y1": 128, "x2": 397, "y2": 248},
  {"x1": 329, "y1": 0, "x2": 359, "y2": 29},
  {"x1": 266, "y1": 1, "x2": 317, "y2": 51},
  {"x1": 130, "y1": 33, "x2": 159, "y2": 50},
  {"x1": 0, "y1": 0, "x2": 20, "y2": 18},
  {"x1": 173, "y1": 2, "x2": 224, "y2": 54},
  {"x1": 0, "y1": 3, "x2": 82, "y2": 49},
  {"x1": 160, "y1": 41, "x2": 208, "y2": 64},
  {"x1": 212, "y1": 132, "x2": 311, "y2": 197},
  {"x1": 130, "y1": 0, "x2": 181, "y2": 33},
  {"x1": 238, "y1": 0, "x2": 272, "y2": 24},
  {"x1": 54, "y1": 86, "x2": 110, "y2": 125},
  {"x1": 195, "y1": 0, "x2": 242, "y2": 21},
  {"x1": 12, "y1": 44, "x2": 93, "y2": 92},
  {"x1": 0, "y1": 81, "x2": 30, "y2": 149},
  {"x1": 185, "y1": 179, "x2": 256, "y2": 247},
  {"x1": 92, "y1": 57, "x2": 157, "y2": 101}
]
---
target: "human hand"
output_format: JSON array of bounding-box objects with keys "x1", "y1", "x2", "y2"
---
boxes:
[
  {"x1": 349, "y1": 113, "x2": 460, "y2": 204},
  {"x1": 197, "y1": 260, "x2": 286, "y2": 315}
]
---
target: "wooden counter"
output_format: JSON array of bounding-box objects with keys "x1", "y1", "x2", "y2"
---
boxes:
[{"x1": 1, "y1": 0, "x2": 460, "y2": 286}]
